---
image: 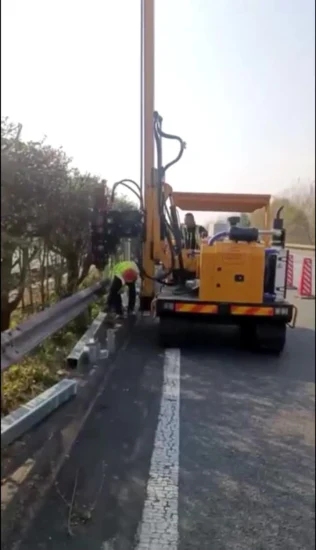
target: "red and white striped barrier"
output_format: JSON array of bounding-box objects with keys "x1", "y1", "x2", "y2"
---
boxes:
[
  {"x1": 297, "y1": 257, "x2": 315, "y2": 299},
  {"x1": 286, "y1": 254, "x2": 297, "y2": 290}
]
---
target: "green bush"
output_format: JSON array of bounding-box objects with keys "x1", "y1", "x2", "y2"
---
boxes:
[{"x1": 2, "y1": 294, "x2": 105, "y2": 415}]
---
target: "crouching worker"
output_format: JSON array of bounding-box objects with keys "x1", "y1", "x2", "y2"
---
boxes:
[{"x1": 106, "y1": 260, "x2": 140, "y2": 319}]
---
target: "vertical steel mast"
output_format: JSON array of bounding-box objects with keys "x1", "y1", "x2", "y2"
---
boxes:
[{"x1": 140, "y1": 0, "x2": 155, "y2": 308}]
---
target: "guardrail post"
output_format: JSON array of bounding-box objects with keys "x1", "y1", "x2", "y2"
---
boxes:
[
  {"x1": 67, "y1": 312, "x2": 107, "y2": 371},
  {"x1": 123, "y1": 239, "x2": 131, "y2": 261}
]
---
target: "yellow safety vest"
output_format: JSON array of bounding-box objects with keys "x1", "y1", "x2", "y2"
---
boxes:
[
  {"x1": 107, "y1": 261, "x2": 139, "y2": 284},
  {"x1": 181, "y1": 226, "x2": 201, "y2": 249}
]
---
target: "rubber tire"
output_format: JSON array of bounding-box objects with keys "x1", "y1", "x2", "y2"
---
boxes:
[
  {"x1": 239, "y1": 323, "x2": 257, "y2": 349},
  {"x1": 158, "y1": 317, "x2": 188, "y2": 348},
  {"x1": 158, "y1": 317, "x2": 175, "y2": 348},
  {"x1": 254, "y1": 322, "x2": 287, "y2": 355}
]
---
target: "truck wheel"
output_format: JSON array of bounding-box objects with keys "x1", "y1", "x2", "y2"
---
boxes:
[
  {"x1": 158, "y1": 317, "x2": 187, "y2": 348},
  {"x1": 254, "y1": 322, "x2": 286, "y2": 355},
  {"x1": 239, "y1": 323, "x2": 256, "y2": 348},
  {"x1": 158, "y1": 318, "x2": 175, "y2": 348}
]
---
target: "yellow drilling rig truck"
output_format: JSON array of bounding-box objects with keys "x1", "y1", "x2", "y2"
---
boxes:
[{"x1": 90, "y1": 0, "x2": 297, "y2": 355}]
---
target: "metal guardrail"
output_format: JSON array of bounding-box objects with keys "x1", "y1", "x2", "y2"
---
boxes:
[{"x1": 1, "y1": 281, "x2": 107, "y2": 372}]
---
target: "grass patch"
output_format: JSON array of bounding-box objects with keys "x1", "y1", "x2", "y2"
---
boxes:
[
  {"x1": 2, "y1": 268, "x2": 106, "y2": 416},
  {"x1": 2, "y1": 338, "x2": 73, "y2": 416}
]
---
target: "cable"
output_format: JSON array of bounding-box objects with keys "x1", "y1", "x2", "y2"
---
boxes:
[
  {"x1": 111, "y1": 179, "x2": 143, "y2": 208},
  {"x1": 109, "y1": 174, "x2": 174, "y2": 284},
  {"x1": 153, "y1": 114, "x2": 175, "y2": 249},
  {"x1": 112, "y1": 178, "x2": 142, "y2": 194},
  {"x1": 107, "y1": 112, "x2": 187, "y2": 286},
  {"x1": 153, "y1": 111, "x2": 186, "y2": 175}
]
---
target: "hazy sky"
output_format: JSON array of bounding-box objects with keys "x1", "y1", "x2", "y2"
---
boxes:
[{"x1": 2, "y1": 0, "x2": 315, "y2": 222}]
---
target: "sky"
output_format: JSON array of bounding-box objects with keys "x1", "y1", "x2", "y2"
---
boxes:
[{"x1": 2, "y1": 0, "x2": 315, "y2": 224}]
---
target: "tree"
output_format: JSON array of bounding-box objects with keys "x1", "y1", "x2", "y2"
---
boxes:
[
  {"x1": 109, "y1": 193, "x2": 141, "y2": 261},
  {"x1": 1, "y1": 119, "x2": 72, "y2": 330},
  {"x1": 42, "y1": 171, "x2": 106, "y2": 295},
  {"x1": 285, "y1": 179, "x2": 315, "y2": 245},
  {"x1": 239, "y1": 213, "x2": 251, "y2": 227},
  {"x1": 1, "y1": 117, "x2": 142, "y2": 331},
  {"x1": 250, "y1": 193, "x2": 312, "y2": 245}
]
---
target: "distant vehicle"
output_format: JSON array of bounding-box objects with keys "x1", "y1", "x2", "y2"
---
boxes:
[{"x1": 208, "y1": 220, "x2": 230, "y2": 238}]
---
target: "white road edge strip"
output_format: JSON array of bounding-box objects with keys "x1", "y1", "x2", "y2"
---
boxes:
[{"x1": 136, "y1": 349, "x2": 180, "y2": 550}]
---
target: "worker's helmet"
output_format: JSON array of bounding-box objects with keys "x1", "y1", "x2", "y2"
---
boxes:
[
  {"x1": 123, "y1": 268, "x2": 138, "y2": 283},
  {"x1": 185, "y1": 212, "x2": 195, "y2": 223}
]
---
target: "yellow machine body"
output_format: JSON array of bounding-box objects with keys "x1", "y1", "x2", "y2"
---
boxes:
[
  {"x1": 199, "y1": 240, "x2": 265, "y2": 304},
  {"x1": 138, "y1": 0, "x2": 295, "y2": 353},
  {"x1": 158, "y1": 191, "x2": 272, "y2": 282}
]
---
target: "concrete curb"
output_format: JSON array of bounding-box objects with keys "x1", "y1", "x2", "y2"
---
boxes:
[
  {"x1": 1, "y1": 379, "x2": 77, "y2": 447},
  {"x1": 2, "y1": 312, "x2": 109, "y2": 448}
]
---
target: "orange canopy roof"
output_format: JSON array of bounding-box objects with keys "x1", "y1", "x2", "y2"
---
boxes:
[{"x1": 171, "y1": 192, "x2": 271, "y2": 213}]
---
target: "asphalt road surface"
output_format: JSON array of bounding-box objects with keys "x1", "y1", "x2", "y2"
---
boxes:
[{"x1": 15, "y1": 293, "x2": 315, "y2": 550}]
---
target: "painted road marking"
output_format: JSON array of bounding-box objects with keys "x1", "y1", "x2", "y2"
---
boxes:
[
  {"x1": 136, "y1": 349, "x2": 180, "y2": 550},
  {"x1": 1, "y1": 458, "x2": 35, "y2": 510}
]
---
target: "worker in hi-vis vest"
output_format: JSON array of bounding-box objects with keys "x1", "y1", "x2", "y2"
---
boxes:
[
  {"x1": 106, "y1": 260, "x2": 140, "y2": 317},
  {"x1": 181, "y1": 213, "x2": 208, "y2": 249}
]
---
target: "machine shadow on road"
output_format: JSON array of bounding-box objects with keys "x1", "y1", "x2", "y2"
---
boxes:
[
  {"x1": 180, "y1": 324, "x2": 315, "y2": 381},
  {"x1": 179, "y1": 324, "x2": 315, "y2": 550}
]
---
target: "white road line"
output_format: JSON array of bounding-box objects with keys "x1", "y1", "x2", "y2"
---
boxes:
[{"x1": 135, "y1": 349, "x2": 181, "y2": 550}]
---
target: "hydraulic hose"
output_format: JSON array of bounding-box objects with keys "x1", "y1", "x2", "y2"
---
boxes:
[
  {"x1": 111, "y1": 181, "x2": 175, "y2": 285},
  {"x1": 208, "y1": 231, "x2": 229, "y2": 245},
  {"x1": 153, "y1": 111, "x2": 186, "y2": 275},
  {"x1": 153, "y1": 112, "x2": 175, "y2": 273},
  {"x1": 112, "y1": 113, "x2": 186, "y2": 286},
  {"x1": 111, "y1": 179, "x2": 143, "y2": 207},
  {"x1": 153, "y1": 111, "x2": 186, "y2": 174},
  {"x1": 276, "y1": 206, "x2": 284, "y2": 219}
]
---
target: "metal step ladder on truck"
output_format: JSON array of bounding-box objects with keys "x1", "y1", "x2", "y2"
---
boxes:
[{"x1": 90, "y1": 112, "x2": 297, "y2": 355}]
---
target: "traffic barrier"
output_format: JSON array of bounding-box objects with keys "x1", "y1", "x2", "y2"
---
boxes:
[
  {"x1": 297, "y1": 257, "x2": 315, "y2": 299},
  {"x1": 286, "y1": 254, "x2": 297, "y2": 290},
  {"x1": 1, "y1": 280, "x2": 108, "y2": 372}
]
